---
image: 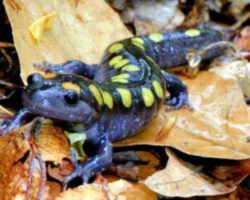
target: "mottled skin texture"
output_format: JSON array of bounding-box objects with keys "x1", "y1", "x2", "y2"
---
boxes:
[{"x1": 1, "y1": 29, "x2": 224, "y2": 185}]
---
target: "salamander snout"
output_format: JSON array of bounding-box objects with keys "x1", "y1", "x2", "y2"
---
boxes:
[{"x1": 27, "y1": 73, "x2": 44, "y2": 85}]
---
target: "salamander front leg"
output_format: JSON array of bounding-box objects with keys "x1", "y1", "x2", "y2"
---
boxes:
[
  {"x1": 34, "y1": 60, "x2": 99, "y2": 80},
  {"x1": 63, "y1": 135, "x2": 113, "y2": 186},
  {"x1": 0, "y1": 108, "x2": 34, "y2": 136},
  {"x1": 161, "y1": 70, "x2": 192, "y2": 110}
]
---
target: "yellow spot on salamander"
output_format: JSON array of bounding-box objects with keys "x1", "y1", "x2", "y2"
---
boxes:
[
  {"x1": 29, "y1": 12, "x2": 57, "y2": 43},
  {"x1": 44, "y1": 73, "x2": 57, "y2": 79},
  {"x1": 146, "y1": 56, "x2": 155, "y2": 64},
  {"x1": 122, "y1": 65, "x2": 140, "y2": 72},
  {"x1": 102, "y1": 91, "x2": 114, "y2": 109},
  {"x1": 114, "y1": 59, "x2": 130, "y2": 69},
  {"x1": 111, "y1": 74, "x2": 129, "y2": 83},
  {"x1": 152, "y1": 80, "x2": 164, "y2": 99},
  {"x1": 149, "y1": 33, "x2": 163, "y2": 43},
  {"x1": 116, "y1": 88, "x2": 132, "y2": 108},
  {"x1": 185, "y1": 29, "x2": 200, "y2": 37},
  {"x1": 89, "y1": 84, "x2": 103, "y2": 106},
  {"x1": 131, "y1": 37, "x2": 144, "y2": 44},
  {"x1": 62, "y1": 82, "x2": 81, "y2": 94},
  {"x1": 109, "y1": 55, "x2": 123, "y2": 66},
  {"x1": 111, "y1": 79, "x2": 128, "y2": 83},
  {"x1": 109, "y1": 43, "x2": 124, "y2": 53},
  {"x1": 132, "y1": 40, "x2": 145, "y2": 51},
  {"x1": 142, "y1": 87, "x2": 155, "y2": 107}
]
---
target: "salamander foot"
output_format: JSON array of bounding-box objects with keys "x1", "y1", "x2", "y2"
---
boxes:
[{"x1": 63, "y1": 135, "x2": 113, "y2": 187}]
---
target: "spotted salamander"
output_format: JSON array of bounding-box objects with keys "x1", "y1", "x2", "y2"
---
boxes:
[{"x1": 1, "y1": 28, "x2": 224, "y2": 185}]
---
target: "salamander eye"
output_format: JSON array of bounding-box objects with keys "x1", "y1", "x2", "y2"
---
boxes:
[
  {"x1": 27, "y1": 73, "x2": 44, "y2": 85},
  {"x1": 64, "y1": 91, "x2": 79, "y2": 105}
]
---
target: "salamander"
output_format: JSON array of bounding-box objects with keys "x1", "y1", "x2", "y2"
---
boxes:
[{"x1": 1, "y1": 28, "x2": 224, "y2": 185}]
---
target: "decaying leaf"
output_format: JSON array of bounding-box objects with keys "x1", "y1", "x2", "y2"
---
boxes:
[
  {"x1": 210, "y1": 59, "x2": 250, "y2": 99},
  {"x1": 145, "y1": 149, "x2": 249, "y2": 198},
  {"x1": 121, "y1": 1, "x2": 184, "y2": 34},
  {"x1": 116, "y1": 71, "x2": 250, "y2": 160},
  {"x1": 0, "y1": 119, "x2": 74, "y2": 199},
  {"x1": 2, "y1": 0, "x2": 250, "y2": 199},
  {"x1": 206, "y1": 185, "x2": 250, "y2": 200},
  {"x1": 229, "y1": 0, "x2": 250, "y2": 16},
  {"x1": 56, "y1": 184, "x2": 107, "y2": 200},
  {"x1": 47, "y1": 181, "x2": 62, "y2": 200},
  {"x1": 0, "y1": 124, "x2": 50, "y2": 199},
  {"x1": 237, "y1": 26, "x2": 250, "y2": 52},
  {"x1": 56, "y1": 179, "x2": 157, "y2": 200},
  {"x1": 238, "y1": 64, "x2": 250, "y2": 98},
  {"x1": 37, "y1": 120, "x2": 71, "y2": 164},
  {"x1": 109, "y1": 150, "x2": 162, "y2": 181},
  {"x1": 182, "y1": 0, "x2": 209, "y2": 28},
  {"x1": 106, "y1": 180, "x2": 157, "y2": 200},
  {"x1": 0, "y1": 105, "x2": 14, "y2": 119},
  {"x1": 48, "y1": 159, "x2": 74, "y2": 182},
  {"x1": 209, "y1": 60, "x2": 249, "y2": 81},
  {"x1": 4, "y1": 0, "x2": 132, "y2": 83}
]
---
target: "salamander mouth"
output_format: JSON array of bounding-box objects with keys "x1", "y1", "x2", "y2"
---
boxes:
[{"x1": 22, "y1": 94, "x2": 87, "y2": 123}]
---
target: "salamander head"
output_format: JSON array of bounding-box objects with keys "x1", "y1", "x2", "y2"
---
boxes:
[{"x1": 22, "y1": 73, "x2": 99, "y2": 124}]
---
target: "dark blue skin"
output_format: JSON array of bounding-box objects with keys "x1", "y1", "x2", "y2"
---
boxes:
[{"x1": 1, "y1": 29, "x2": 224, "y2": 185}]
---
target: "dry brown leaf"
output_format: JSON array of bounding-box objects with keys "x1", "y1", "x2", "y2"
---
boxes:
[
  {"x1": 4, "y1": 0, "x2": 132, "y2": 83},
  {"x1": 125, "y1": 1, "x2": 184, "y2": 35},
  {"x1": 47, "y1": 181, "x2": 62, "y2": 200},
  {"x1": 209, "y1": 60, "x2": 250, "y2": 98},
  {"x1": 182, "y1": 0, "x2": 208, "y2": 28},
  {"x1": 56, "y1": 184, "x2": 107, "y2": 200},
  {"x1": 0, "y1": 130, "x2": 29, "y2": 199},
  {"x1": 37, "y1": 120, "x2": 71, "y2": 164},
  {"x1": 3, "y1": 1, "x2": 250, "y2": 199},
  {"x1": 57, "y1": 180, "x2": 156, "y2": 200},
  {"x1": 209, "y1": 61, "x2": 248, "y2": 81},
  {"x1": 144, "y1": 149, "x2": 248, "y2": 198},
  {"x1": 115, "y1": 71, "x2": 250, "y2": 160},
  {"x1": 0, "y1": 124, "x2": 51, "y2": 199},
  {"x1": 229, "y1": 1, "x2": 250, "y2": 15},
  {"x1": 133, "y1": 151, "x2": 160, "y2": 180},
  {"x1": 107, "y1": 180, "x2": 157, "y2": 200},
  {"x1": 206, "y1": 186, "x2": 250, "y2": 200},
  {"x1": 0, "y1": 120, "x2": 73, "y2": 199},
  {"x1": 47, "y1": 159, "x2": 74, "y2": 182},
  {"x1": 210, "y1": 159, "x2": 250, "y2": 182},
  {"x1": 108, "y1": 151, "x2": 161, "y2": 181},
  {"x1": 0, "y1": 105, "x2": 14, "y2": 117},
  {"x1": 237, "y1": 26, "x2": 250, "y2": 52},
  {"x1": 119, "y1": 182, "x2": 157, "y2": 200}
]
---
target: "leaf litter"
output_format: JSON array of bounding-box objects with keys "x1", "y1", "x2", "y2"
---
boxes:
[{"x1": 0, "y1": 0, "x2": 250, "y2": 199}]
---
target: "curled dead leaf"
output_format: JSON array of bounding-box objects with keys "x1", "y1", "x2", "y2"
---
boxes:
[
  {"x1": 0, "y1": 119, "x2": 74, "y2": 199},
  {"x1": 4, "y1": 0, "x2": 132, "y2": 83},
  {"x1": 0, "y1": 123, "x2": 50, "y2": 199},
  {"x1": 116, "y1": 71, "x2": 250, "y2": 160},
  {"x1": 145, "y1": 149, "x2": 249, "y2": 198}
]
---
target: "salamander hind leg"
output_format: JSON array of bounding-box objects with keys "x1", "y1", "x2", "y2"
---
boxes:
[
  {"x1": 63, "y1": 135, "x2": 113, "y2": 186},
  {"x1": 161, "y1": 70, "x2": 193, "y2": 110}
]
